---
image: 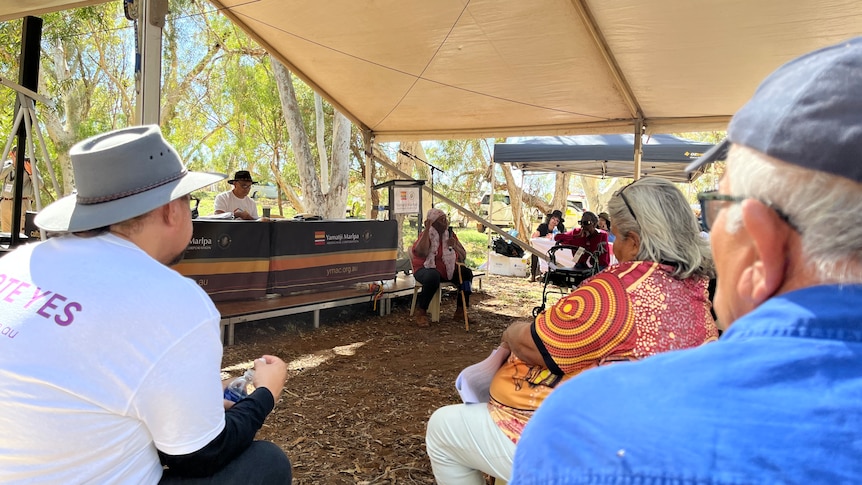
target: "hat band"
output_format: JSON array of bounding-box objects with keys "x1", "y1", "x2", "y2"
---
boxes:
[{"x1": 77, "y1": 170, "x2": 187, "y2": 205}]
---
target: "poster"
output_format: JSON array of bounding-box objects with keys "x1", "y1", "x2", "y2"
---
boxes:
[{"x1": 392, "y1": 187, "x2": 420, "y2": 214}]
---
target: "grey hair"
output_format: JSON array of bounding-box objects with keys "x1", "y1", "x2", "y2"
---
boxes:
[
  {"x1": 725, "y1": 145, "x2": 862, "y2": 282},
  {"x1": 608, "y1": 177, "x2": 714, "y2": 279}
]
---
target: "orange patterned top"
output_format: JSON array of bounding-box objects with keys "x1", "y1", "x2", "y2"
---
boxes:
[{"x1": 488, "y1": 260, "x2": 718, "y2": 443}]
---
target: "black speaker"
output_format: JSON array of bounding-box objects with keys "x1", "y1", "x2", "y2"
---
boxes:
[{"x1": 24, "y1": 211, "x2": 39, "y2": 239}]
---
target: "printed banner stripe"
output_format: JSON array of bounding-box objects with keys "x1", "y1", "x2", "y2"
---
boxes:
[
  {"x1": 269, "y1": 249, "x2": 398, "y2": 271},
  {"x1": 174, "y1": 259, "x2": 271, "y2": 275}
]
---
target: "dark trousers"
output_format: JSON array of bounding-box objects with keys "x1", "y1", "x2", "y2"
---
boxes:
[
  {"x1": 414, "y1": 266, "x2": 473, "y2": 311},
  {"x1": 530, "y1": 255, "x2": 540, "y2": 278},
  {"x1": 159, "y1": 441, "x2": 292, "y2": 485}
]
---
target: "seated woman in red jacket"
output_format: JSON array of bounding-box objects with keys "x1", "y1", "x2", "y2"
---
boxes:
[
  {"x1": 554, "y1": 211, "x2": 610, "y2": 270},
  {"x1": 411, "y1": 208, "x2": 472, "y2": 327}
]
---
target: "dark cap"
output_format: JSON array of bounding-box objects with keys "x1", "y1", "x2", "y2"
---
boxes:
[
  {"x1": 547, "y1": 209, "x2": 564, "y2": 223},
  {"x1": 686, "y1": 37, "x2": 862, "y2": 184},
  {"x1": 228, "y1": 170, "x2": 257, "y2": 184}
]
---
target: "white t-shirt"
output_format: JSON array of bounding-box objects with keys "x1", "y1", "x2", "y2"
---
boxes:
[
  {"x1": 213, "y1": 190, "x2": 259, "y2": 219},
  {"x1": 0, "y1": 233, "x2": 225, "y2": 484}
]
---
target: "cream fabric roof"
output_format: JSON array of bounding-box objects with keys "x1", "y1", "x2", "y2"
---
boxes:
[
  {"x1": 5, "y1": 1, "x2": 862, "y2": 141},
  {"x1": 208, "y1": 0, "x2": 862, "y2": 141},
  {"x1": 0, "y1": 0, "x2": 110, "y2": 22}
]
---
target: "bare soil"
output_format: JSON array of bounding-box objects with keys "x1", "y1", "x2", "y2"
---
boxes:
[{"x1": 221, "y1": 274, "x2": 550, "y2": 484}]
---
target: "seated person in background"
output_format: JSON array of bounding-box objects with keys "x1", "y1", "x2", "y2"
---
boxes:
[
  {"x1": 425, "y1": 176, "x2": 717, "y2": 484},
  {"x1": 528, "y1": 209, "x2": 566, "y2": 282},
  {"x1": 553, "y1": 211, "x2": 610, "y2": 270},
  {"x1": 0, "y1": 125, "x2": 292, "y2": 484},
  {"x1": 411, "y1": 208, "x2": 472, "y2": 327},
  {"x1": 511, "y1": 38, "x2": 862, "y2": 484},
  {"x1": 214, "y1": 170, "x2": 260, "y2": 220},
  {"x1": 597, "y1": 211, "x2": 615, "y2": 243}
]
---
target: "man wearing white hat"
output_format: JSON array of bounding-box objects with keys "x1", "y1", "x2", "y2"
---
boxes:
[{"x1": 0, "y1": 126, "x2": 293, "y2": 484}]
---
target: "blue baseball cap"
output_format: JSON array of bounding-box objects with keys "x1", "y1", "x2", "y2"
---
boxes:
[{"x1": 686, "y1": 37, "x2": 862, "y2": 184}]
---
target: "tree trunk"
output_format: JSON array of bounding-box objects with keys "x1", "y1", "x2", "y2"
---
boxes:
[
  {"x1": 315, "y1": 93, "x2": 329, "y2": 192},
  {"x1": 552, "y1": 173, "x2": 571, "y2": 214},
  {"x1": 271, "y1": 57, "x2": 350, "y2": 219}
]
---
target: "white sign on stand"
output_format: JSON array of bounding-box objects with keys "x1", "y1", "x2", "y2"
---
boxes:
[{"x1": 393, "y1": 187, "x2": 420, "y2": 214}]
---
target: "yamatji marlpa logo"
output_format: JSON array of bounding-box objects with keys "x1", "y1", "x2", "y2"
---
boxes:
[{"x1": 314, "y1": 231, "x2": 362, "y2": 246}]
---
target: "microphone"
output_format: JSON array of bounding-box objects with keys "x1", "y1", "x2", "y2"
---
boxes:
[{"x1": 398, "y1": 149, "x2": 412, "y2": 158}]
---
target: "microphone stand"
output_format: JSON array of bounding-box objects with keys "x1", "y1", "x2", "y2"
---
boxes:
[{"x1": 399, "y1": 149, "x2": 443, "y2": 207}]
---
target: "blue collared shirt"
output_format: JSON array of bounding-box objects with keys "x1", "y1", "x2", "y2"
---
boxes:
[{"x1": 511, "y1": 284, "x2": 862, "y2": 485}]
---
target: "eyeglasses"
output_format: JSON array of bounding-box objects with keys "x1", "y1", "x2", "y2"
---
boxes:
[
  {"x1": 578, "y1": 220, "x2": 593, "y2": 226},
  {"x1": 697, "y1": 191, "x2": 798, "y2": 232},
  {"x1": 190, "y1": 197, "x2": 200, "y2": 219},
  {"x1": 615, "y1": 182, "x2": 640, "y2": 222},
  {"x1": 235, "y1": 183, "x2": 253, "y2": 189}
]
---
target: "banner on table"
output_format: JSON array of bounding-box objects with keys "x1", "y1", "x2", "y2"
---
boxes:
[
  {"x1": 269, "y1": 220, "x2": 397, "y2": 294},
  {"x1": 174, "y1": 221, "x2": 271, "y2": 301}
]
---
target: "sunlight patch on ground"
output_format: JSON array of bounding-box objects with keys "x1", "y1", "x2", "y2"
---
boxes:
[{"x1": 222, "y1": 341, "x2": 369, "y2": 379}]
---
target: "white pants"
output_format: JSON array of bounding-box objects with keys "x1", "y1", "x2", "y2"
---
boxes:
[{"x1": 426, "y1": 403, "x2": 516, "y2": 485}]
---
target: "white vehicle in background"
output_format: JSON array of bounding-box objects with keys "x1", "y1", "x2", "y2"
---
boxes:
[
  {"x1": 251, "y1": 182, "x2": 278, "y2": 199},
  {"x1": 476, "y1": 193, "x2": 542, "y2": 233},
  {"x1": 565, "y1": 193, "x2": 587, "y2": 221}
]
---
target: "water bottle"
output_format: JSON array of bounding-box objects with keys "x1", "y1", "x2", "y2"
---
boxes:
[
  {"x1": 552, "y1": 227, "x2": 560, "y2": 236},
  {"x1": 223, "y1": 369, "x2": 255, "y2": 402}
]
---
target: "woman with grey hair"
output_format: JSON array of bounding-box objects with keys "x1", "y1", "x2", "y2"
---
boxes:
[
  {"x1": 426, "y1": 176, "x2": 717, "y2": 485},
  {"x1": 607, "y1": 176, "x2": 714, "y2": 280}
]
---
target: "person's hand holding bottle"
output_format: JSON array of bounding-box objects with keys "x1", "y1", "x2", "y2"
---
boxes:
[{"x1": 252, "y1": 355, "x2": 288, "y2": 402}]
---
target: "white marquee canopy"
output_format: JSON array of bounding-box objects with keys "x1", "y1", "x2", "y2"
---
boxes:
[{"x1": 3, "y1": 1, "x2": 862, "y2": 142}]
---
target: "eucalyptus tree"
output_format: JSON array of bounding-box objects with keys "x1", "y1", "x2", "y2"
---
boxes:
[
  {"x1": 0, "y1": 1, "x2": 234, "y2": 207},
  {"x1": 271, "y1": 58, "x2": 351, "y2": 219},
  {"x1": 0, "y1": 7, "x2": 134, "y2": 200},
  {"x1": 424, "y1": 139, "x2": 487, "y2": 216}
]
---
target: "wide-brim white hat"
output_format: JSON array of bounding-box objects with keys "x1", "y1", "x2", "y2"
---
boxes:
[{"x1": 35, "y1": 125, "x2": 225, "y2": 232}]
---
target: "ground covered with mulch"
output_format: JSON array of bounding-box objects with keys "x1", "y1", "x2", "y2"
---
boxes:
[{"x1": 221, "y1": 274, "x2": 553, "y2": 484}]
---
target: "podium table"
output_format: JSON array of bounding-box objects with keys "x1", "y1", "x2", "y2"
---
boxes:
[{"x1": 174, "y1": 219, "x2": 398, "y2": 302}]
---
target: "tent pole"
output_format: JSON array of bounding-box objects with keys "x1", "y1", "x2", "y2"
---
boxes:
[
  {"x1": 364, "y1": 131, "x2": 373, "y2": 219},
  {"x1": 633, "y1": 118, "x2": 644, "y2": 180},
  {"x1": 133, "y1": 0, "x2": 166, "y2": 125}
]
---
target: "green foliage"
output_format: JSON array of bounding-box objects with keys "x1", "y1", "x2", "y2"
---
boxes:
[
  {"x1": 423, "y1": 139, "x2": 489, "y2": 214},
  {"x1": 673, "y1": 131, "x2": 727, "y2": 202}
]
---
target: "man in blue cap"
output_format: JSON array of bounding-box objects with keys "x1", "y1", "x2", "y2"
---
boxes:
[{"x1": 511, "y1": 37, "x2": 862, "y2": 483}]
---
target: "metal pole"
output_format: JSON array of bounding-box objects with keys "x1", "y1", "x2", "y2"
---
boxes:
[
  {"x1": 364, "y1": 132, "x2": 373, "y2": 219},
  {"x1": 6, "y1": 16, "x2": 41, "y2": 247},
  {"x1": 633, "y1": 118, "x2": 644, "y2": 180},
  {"x1": 135, "y1": 0, "x2": 166, "y2": 125}
]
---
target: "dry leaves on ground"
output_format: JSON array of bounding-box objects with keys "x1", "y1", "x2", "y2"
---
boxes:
[{"x1": 221, "y1": 273, "x2": 558, "y2": 484}]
